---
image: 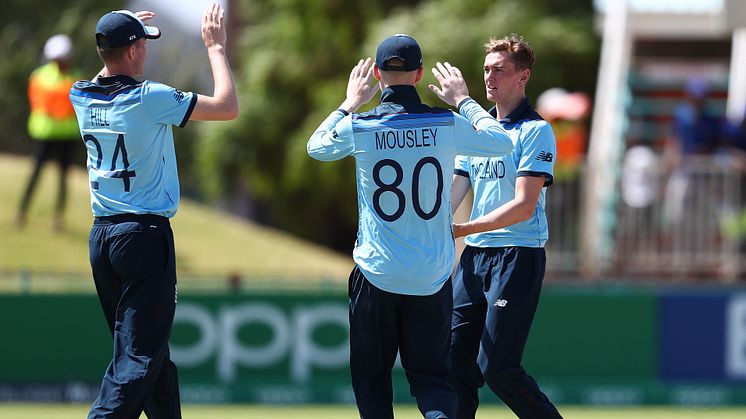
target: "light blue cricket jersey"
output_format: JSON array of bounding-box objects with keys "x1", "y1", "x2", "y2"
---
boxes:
[
  {"x1": 307, "y1": 86, "x2": 514, "y2": 296},
  {"x1": 455, "y1": 98, "x2": 556, "y2": 248},
  {"x1": 69, "y1": 75, "x2": 196, "y2": 218}
]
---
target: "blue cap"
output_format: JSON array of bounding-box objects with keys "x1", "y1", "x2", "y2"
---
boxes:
[
  {"x1": 375, "y1": 34, "x2": 422, "y2": 72},
  {"x1": 95, "y1": 10, "x2": 161, "y2": 48}
]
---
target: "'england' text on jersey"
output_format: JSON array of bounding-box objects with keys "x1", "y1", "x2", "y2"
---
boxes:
[
  {"x1": 471, "y1": 159, "x2": 505, "y2": 180},
  {"x1": 375, "y1": 128, "x2": 438, "y2": 150}
]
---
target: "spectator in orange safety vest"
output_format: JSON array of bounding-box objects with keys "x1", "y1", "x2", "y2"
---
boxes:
[{"x1": 16, "y1": 34, "x2": 81, "y2": 231}]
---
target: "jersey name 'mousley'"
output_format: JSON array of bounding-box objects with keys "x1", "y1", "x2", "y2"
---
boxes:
[{"x1": 375, "y1": 128, "x2": 438, "y2": 150}]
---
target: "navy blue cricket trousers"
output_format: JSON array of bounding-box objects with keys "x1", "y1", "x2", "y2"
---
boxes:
[
  {"x1": 88, "y1": 214, "x2": 181, "y2": 419},
  {"x1": 348, "y1": 266, "x2": 457, "y2": 419},
  {"x1": 451, "y1": 246, "x2": 561, "y2": 419}
]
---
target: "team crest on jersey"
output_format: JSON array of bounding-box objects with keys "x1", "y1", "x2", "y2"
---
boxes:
[
  {"x1": 173, "y1": 89, "x2": 186, "y2": 104},
  {"x1": 535, "y1": 151, "x2": 554, "y2": 162}
]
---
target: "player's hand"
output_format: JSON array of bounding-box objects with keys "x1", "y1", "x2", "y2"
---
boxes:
[
  {"x1": 429, "y1": 62, "x2": 470, "y2": 107},
  {"x1": 134, "y1": 11, "x2": 156, "y2": 23},
  {"x1": 201, "y1": 3, "x2": 227, "y2": 50},
  {"x1": 452, "y1": 222, "x2": 468, "y2": 239},
  {"x1": 340, "y1": 57, "x2": 379, "y2": 113}
]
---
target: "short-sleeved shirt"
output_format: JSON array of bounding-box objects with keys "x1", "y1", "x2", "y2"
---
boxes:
[
  {"x1": 307, "y1": 85, "x2": 514, "y2": 296},
  {"x1": 69, "y1": 75, "x2": 196, "y2": 218},
  {"x1": 455, "y1": 97, "x2": 556, "y2": 248}
]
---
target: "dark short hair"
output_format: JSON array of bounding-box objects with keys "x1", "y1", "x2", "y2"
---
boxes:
[{"x1": 484, "y1": 34, "x2": 535, "y2": 70}]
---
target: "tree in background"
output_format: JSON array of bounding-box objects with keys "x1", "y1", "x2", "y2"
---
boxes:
[
  {"x1": 0, "y1": 0, "x2": 597, "y2": 252},
  {"x1": 0, "y1": 1, "x2": 122, "y2": 154},
  {"x1": 196, "y1": 0, "x2": 420, "y2": 250},
  {"x1": 196, "y1": 0, "x2": 598, "y2": 251}
]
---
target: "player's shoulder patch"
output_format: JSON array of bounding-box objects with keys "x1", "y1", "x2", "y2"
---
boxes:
[
  {"x1": 142, "y1": 81, "x2": 189, "y2": 104},
  {"x1": 535, "y1": 150, "x2": 554, "y2": 162},
  {"x1": 173, "y1": 89, "x2": 186, "y2": 104}
]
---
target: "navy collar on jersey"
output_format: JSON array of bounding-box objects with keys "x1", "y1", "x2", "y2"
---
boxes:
[
  {"x1": 488, "y1": 96, "x2": 535, "y2": 123},
  {"x1": 380, "y1": 85, "x2": 421, "y2": 105},
  {"x1": 356, "y1": 84, "x2": 449, "y2": 119},
  {"x1": 95, "y1": 74, "x2": 140, "y2": 87},
  {"x1": 72, "y1": 74, "x2": 143, "y2": 99}
]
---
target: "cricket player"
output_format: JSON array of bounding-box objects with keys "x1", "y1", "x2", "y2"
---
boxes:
[
  {"x1": 450, "y1": 35, "x2": 562, "y2": 418},
  {"x1": 307, "y1": 34, "x2": 514, "y2": 419},
  {"x1": 69, "y1": 4, "x2": 237, "y2": 418}
]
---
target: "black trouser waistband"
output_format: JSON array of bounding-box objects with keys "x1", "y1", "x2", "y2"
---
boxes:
[{"x1": 94, "y1": 213, "x2": 170, "y2": 225}]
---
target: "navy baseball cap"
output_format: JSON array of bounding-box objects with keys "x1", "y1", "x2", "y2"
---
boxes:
[
  {"x1": 95, "y1": 10, "x2": 161, "y2": 48},
  {"x1": 375, "y1": 34, "x2": 422, "y2": 71}
]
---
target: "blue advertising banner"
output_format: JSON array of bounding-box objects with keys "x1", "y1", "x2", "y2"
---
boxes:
[{"x1": 659, "y1": 291, "x2": 746, "y2": 382}]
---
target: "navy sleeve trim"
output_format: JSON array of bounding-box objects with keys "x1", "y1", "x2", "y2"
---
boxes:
[
  {"x1": 179, "y1": 94, "x2": 198, "y2": 128},
  {"x1": 454, "y1": 169, "x2": 469, "y2": 178},
  {"x1": 456, "y1": 97, "x2": 473, "y2": 112},
  {"x1": 336, "y1": 108, "x2": 349, "y2": 116},
  {"x1": 517, "y1": 170, "x2": 554, "y2": 187}
]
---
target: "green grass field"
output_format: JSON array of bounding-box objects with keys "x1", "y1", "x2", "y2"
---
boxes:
[
  {"x1": 0, "y1": 153, "x2": 352, "y2": 289},
  {"x1": 2, "y1": 404, "x2": 746, "y2": 418}
]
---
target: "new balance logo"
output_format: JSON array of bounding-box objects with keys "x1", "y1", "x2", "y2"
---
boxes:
[
  {"x1": 494, "y1": 299, "x2": 508, "y2": 307},
  {"x1": 173, "y1": 90, "x2": 186, "y2": 104},
  {"x1": 536, "y1": 151, "x2": 554, "y2": 162},
  {"x1": 332, "y1": 130, "x2": 339, "y2": 139}
]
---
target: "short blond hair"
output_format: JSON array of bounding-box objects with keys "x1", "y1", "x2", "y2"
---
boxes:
[{"x1": 484, "y1": 34, "x2": 535, "y2": 70}]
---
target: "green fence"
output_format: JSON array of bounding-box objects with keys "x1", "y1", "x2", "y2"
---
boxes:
[{"x1": 2, "y1": 285, "x2": 746, "y2": 405}]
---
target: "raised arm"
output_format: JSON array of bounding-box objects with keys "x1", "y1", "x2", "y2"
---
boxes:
[
  {"x1": 430, "y1": 62, "x2": 513, "y2": 156},
  {"x1": 190, "y1": 3, "x2": 239, "y2": 121},
  {"x1": 339, "y1": 57, "x2": 379, "y2": 113},
  {"x1": 428, "y1": 62, "x2": 470, "y2": 107},
  {"x1": 307, "y1": 58, "x2": 378, "y2": 161}
]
